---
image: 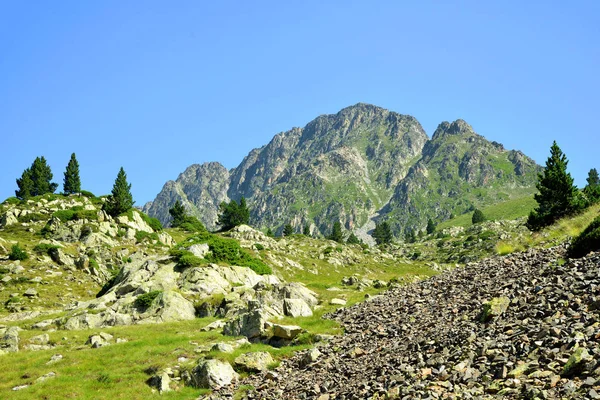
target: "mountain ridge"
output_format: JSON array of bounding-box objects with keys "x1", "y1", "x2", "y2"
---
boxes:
[{"x1": 144, "y1": 103, "x2": 541, "y2": 236}]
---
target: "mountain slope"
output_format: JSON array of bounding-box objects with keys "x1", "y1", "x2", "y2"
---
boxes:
[
  {"x1": 383, "y1": 119, "x2": 541, "y2": 234},
  {"x1": 145, "y1": 104, "x2": 540, "y2": 237}
]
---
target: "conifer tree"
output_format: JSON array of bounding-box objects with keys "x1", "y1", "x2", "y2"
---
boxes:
[
  {"x1": 346, "y1": 232, "x2": 361, "y2": 245},
  {"x1": 168, "y1": 200, "x2": 187, "y2": 227},
  {"x1": 217, "y1": 197, "x2": 250, "y2": 230},
  {"x1": 283, "y1": 223, "x2": 294, "y2": 236},
  {"x1": 472, "y1": 209, "x2": 486, "y2": 224},
  {"x1": 15, "y1": 168, "x2": 34, "y2": 200},
  {"x1": 266, "y1": 228, "x2": 274, "y2": 237},
  {"x1": 328, "y1": 221, "x2": 344, "y2": 243},
  {"x1": 63, "y1": 153, "x2": 81, "y2": 195},
  {"x1": 372, "y1": 221, "x2": 392, "y2": 245},
  {"x1": 426, "y1": 218, "x2": 436, "y2": 235},
  {"x1": 303, "y1": 224, "x2": 310, "y2": 236},
  {"x1": 583, "y1": 168, "x2": 600, "y2": 204},
  {"x1": 15, "y1": 156, "x2": 57, "y2": 199},
  {"x1": 104, "y1": 167, "x2": 134, "y2": 217},
  {"x1": 527, "y1": 141, "x2": 581, "y2": 230}
]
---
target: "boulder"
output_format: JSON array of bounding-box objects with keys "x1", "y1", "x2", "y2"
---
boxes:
[
  {"x1": 330, "y1": 298, "x2": 347, "y2": 306},
  {"x1": 48, "y1": 247, "x2": 75, "y2": 267},
  {"x1": 187, "y1": 243, "x2": 210, "y2": 258},
  {"x1": 23, "y1": 288, "x2": 38, "y2": 298},
  {"x1": 300, "y1": 348, "x2": 321, "y2": 368},
  {"x1": 480, "y1": 297, "x2": 510, "y2": 322},
  {"x1": 562, "y1": 347, "x2": 593, "y2": 377},
  {"x1": 189, "y1": 359, "x2": 239, "y2": 389},
  {"x1": 157, "y1": 232, "x2": 174, "y2": 247},
  {"x1": 272, "y1": 324, "x2": 303, "y2": 340},
  {"x1": 0, "y1": 212, "x2": 18, "y2": 228},
  {"x1": 116, "y1": 211, "x2": 153, "y2": 233},
  {"x1": 86, "y1": 332, "x2": 113, "y2": 348},
  {"x1": 211, "y1": 343, "x2": 235, "y2": 353},
  {"x1": 283, "y1": 298, "x2": 313, "y2": 317},
  {"x1": 223, "y1": 308, "x2": 270, "y2": 339},
  {"x1": 0, "y1": 326, "x2": 20, "y2": 354},
  {"x1": 141, "y1": 291, "x2": 196, "y2": 323},
  {"x1": 234, "y1": 351, "x2": 275, "y2": 372},
  {"x1": 148, "y1": 372, "x2": 171, "y2": 393},
  {"x1": 280, "y1": 283, "x2": 318, "y2": 307}
]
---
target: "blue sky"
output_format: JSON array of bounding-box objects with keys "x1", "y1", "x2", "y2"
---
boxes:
[{"x1": 1, "y1": 1, "x2": 598, "y2": 204}]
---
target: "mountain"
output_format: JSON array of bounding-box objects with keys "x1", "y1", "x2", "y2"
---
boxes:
[{"x1": 144, "y1": 104, "x2": 540, "y2": 237}]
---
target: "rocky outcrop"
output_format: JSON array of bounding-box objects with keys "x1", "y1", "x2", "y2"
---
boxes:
[
  {"x1": 187, "y1": 359, "x2": 239, "y2": 389},
  {"x1": 218, "y1": 246, "x2": 600, "y2": 399}
]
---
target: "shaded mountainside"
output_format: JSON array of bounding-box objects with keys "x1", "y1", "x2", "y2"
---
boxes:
[{"x1": 145, "y1": 104, "x2": 540, "y2": 236}]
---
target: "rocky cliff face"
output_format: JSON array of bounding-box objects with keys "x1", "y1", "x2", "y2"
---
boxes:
[
  {"x1": 142, "y1": 162, "x2": 230, "y2": 231},
  {"x1": 145, "y1": 104, "x2": 540, "y2": 236}
]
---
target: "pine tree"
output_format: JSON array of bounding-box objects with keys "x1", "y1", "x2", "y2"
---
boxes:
[
  {"x1": 404, "y1": 228, "x2": 417, "y2": 243},
  {"x1": 346, "y1": 232, "x2": 361, "y2": 245},
  {"x1": 328, "y1": 221, "x2": 344, "y2": 243},
  {"x1": 583, "y1": 168, "x2": 600, "y2": 204},
  {"x1": 372, "y1": 221, "x2": 392, "y2": 245},
  {"x1": 527, "y1": 141, "x2": 582, "y2": 230},
  {"x1": 104, "y1": 167, "x2": 134, "y2": 217},
  {"x1": 217, "y1": 197, "x2": 250, "y2": 230},
  {"x1": 303, "y1": 224, "x2": 310, "y2": 236},
  {"x1": 426, "y1": 218, "x2": 436, "y2": 235},
  {"x1": 283, "y1": 223, "x2": 294, "y2": 236},
  {"x1": 472, "y1": 209, "x2": 486, "y2": 224},
  {"x1": 15, "y1": 156, "x2": 58, "y2": 199},
  {"x1": 169, "y1": 200, "x2": 187, "y2": 227},
  {"x1": 15, "y1": 168, "x2": 34, "y2": 200},
  {"x1": 30, "y1": 156, "x2": 58, "y2": 195},
  {"x1": 63, "y1": 153, "x2": 81, "y2": 195},
  {"x1": 266, "y1": 228, "x2": 274, "y2": 237}
]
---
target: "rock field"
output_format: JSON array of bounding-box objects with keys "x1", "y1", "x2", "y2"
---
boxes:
[{"x1": 214, "y1": 245, "x2": 600, "y2": 399}]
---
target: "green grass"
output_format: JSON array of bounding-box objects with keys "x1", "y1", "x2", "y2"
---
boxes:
[
  {"x1": 438, "y1": 195, "x2": 537, "y2": 230},
  {"x1": 1, "y1": 319, "x2": 222, "y2": 399}
]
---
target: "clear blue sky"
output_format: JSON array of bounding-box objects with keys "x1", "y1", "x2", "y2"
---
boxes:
[{"x1": 1, "y1": 1, "x2": 598, "y2": 204}]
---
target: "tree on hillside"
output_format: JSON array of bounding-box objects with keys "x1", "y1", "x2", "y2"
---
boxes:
[
  {"x1": 15, "y1": 168, "x2": 34, "y2": 200},
  {"x1": 328, "y1": 221, "x2": 344, "y2": 243},
  {"x1": 404, "y1": 228, "x2": 417, "y2": 243},
  {"x1": 63, "y1": 153, "x2": 81, "y2": 195},
  {"x1": 266, "y1": 228, "x2": 274, "y2": 237},
  {"x1": 372, "y1": 221, "x2": 392, "y2": 245},
  {"x1": 426, "y1": 218, "x2": 436, "y2": 235},
  {"x1": 15, "y1": 156, "x2": 58, "y2": 199},
  {"x1": 527, "y1": 141, "x2": 582, "y2": 230},
  {"x1": 583, "y1": 168, "x2": 600, "y2": 204},
  {"x1": 217, "y1": 197, "x2": 250, "y2": 230},
  {"x1": 346, "y1": 232, "x2": 361, "y2": 245},
  {"x1": 303, "y1": 224, "x2": 310, "y2": 236},
  {"x1": 168, "y1": 200, "x2": 187, "y2": 227},
  {"x1": 283, "y1": 223, "x2": 294, "y2": 236},
  {"x1": 104, "y1": 167, "x2": 134, "y2": 217},
  {"x1": 472, "y1": 209, "x2": 486, "y2": 224}
]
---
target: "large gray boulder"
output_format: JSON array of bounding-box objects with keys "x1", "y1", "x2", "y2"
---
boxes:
[
  {"x1": 222, "y1": 308, "x2": 270, "y2": 340},
  {"x1": 140, "y1": 291, "x2": 196, "y2": 323},
  {"x1": 234, "y1": 351, "x2": 275, "y2": 372},
  {"x1": 189, "y1": 359, "x2": 238, "y2": 389},
  {"x1": 283, "y1": 298, "x2": 313, "y2": 317},
  {"x1": 0, "y1": 326, "x2": 20, "y2": 354}
]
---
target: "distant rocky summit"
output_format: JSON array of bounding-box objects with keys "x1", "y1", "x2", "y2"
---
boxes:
[{"x1": 144, "y1": 103, "x2": 540, "y2": 237}]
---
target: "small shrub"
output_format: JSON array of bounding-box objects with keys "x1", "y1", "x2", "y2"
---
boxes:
[
  {"x1": 254, "y1": 243, "x2": 265, "y2": 251},
  {"x1": 73, "y1": 209, "x2": 98, "y2": 221},
  {"x1": 335, "y1": 246, "x2": 343, "y2": 253},
  {"x1": 496, "y1": 242, "x2": 515, "y2": 256},
  {"x1": 472, "y1": 209, "x2": 486, "y2": 224},
  {"x1": 139, "y1": 212, "x2": 163, "y2": 231},
  {"x1": 178, "y1": 218, "x2": 207, "y2": 233},
  {"x1": 177, "y1": 254, "x2": 204, "y2": 269},
  {"x1": 3, "y1": 197, "x2": 21, "y2": 205},
  {"x1": 80, "y1": 190, "x2": 96, "y2": 198},
  {"x1": 323, "y1": 246, "x2": 333, "y2": 255},
  {"x1": 89, "y1": 258, "x2": 99, "y2": 269},
  {"x1": 134, "y1": 290, "x2": 162, "y2": 309},
  {"x1": 116, "y1": 229, "x2": 126, "y2": 238},
  {"x1": 9, "y1": 244, "x2": 28, "y2": 261},
  {"x1": 479, "y1": 230, "x2": 495, "y2": 241},
  {"x1": 33, "y1": 243, "x2": 59, "y2": 254},
  {"x1": 17, "y1": 213, "x2": 47, "y2": 223},
  {"x1": 52, "y1": 209, "x2": 76, "y2": 222},
  {"x1": 568, "y1": 216, "x2": 600, "y2": 258}
]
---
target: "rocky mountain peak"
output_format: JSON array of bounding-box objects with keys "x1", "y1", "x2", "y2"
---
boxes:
[{"x1": 431, "y1": 119, "x2": 475, "y2": 140}]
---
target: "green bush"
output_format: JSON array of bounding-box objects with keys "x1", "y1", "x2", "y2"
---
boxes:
[
  {"x1": 33, "y1": 243, "x2": 60, "y2": 254},
  {"x1": 135, "y1": 230, "x2": 159, "y2": 243},
  {"x1": 134, "y1": 290, "x2": 162, "y2": 309},
  {"x1": 178, "y1": 254, "x2": 204, "y2": 268},
  {"x1": 568, "y1": 216, "x2": 600, "y2": 258},
  {"x1": 323, "y1": 246, "x2": 333, "y2": 255},
  {"x1": 9, "y1": 244, "x2": 28, "y2": 261},
  {"x1": 178, "y1": 217, "x2": 207, "y2": 233},
  {"x1": 3, "y1": 197, "x2": 21, "y2": 205},
  {"x1": 17, "y1": 213, "x2": 47, "y2": 223},
  {"x1": 52, "y1": 209, "x2": 76, "y2": 222},
  {"x1": 139, "y1": 212, "x2": 163, "y2": 231},
  {"x1": 254, "y1": 243, "x2": 265, "y2": 251},
  {"x1": 80, "y1": 190, "x2": 96, "y2": 198},
  {"x1": 73, "y1": 209, "x2": 98, "y2": 221}
]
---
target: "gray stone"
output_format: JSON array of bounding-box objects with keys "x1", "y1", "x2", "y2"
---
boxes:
[
  {"x1": 187, "y1": 243, "x2": 210, "y2": 258},
  {"x1": 0, "y1": 326, "x2": 20, "y2": 353},
  {"x1": 189, "y1": 359, "x2": 239, "y2": 389},
  {"x1": 234, "y1": 351, "x2": 275, "y2": 372},
  {"x1": 272, "y1": 324, "x2": 303, "y2": 340},
  {"x1": 23, "y1": 288, "x2": 38, "y2": 297},
  {"x1": 283, "y1": 298, "x2": 313, "y2": 317},
  {"x1": 211, "y1": 343, "x2": 235, "y2": 353}
]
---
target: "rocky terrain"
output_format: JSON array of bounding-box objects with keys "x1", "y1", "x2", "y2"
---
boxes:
[
  {"x1": 144, "y1": 103, "x2": 540, "y2": 236},
  {"x1": 214, "y1": 245, "x2": 600, "y2": 399}
]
